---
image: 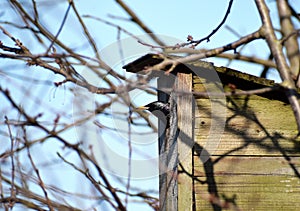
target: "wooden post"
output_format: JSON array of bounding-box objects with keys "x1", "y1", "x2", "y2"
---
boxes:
[
  {"x1": 157, "y1": 71, "x2": 194, "y2": 211},
  {"x1": 176, "y1": 72, "x2": 194, "y2": 211},
  {"x1": 157, "y1": 74, "x2": 178, "y2": 211}
]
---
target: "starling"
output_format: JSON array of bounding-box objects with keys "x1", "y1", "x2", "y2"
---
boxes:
[{"x1": 138, "y1": 101, "x2": 170, "y2": 116}]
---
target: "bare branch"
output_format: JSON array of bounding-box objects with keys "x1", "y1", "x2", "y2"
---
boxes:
[
  {"x1": 25, "y1": 132, "x2": 54, "y2": 211},
  {"x1": 115, "y1": 0, "x2": 165, "y2": 46},
  {"x1": 166, "y1": 48, "x2": 277, "y2": 69},
  {"x1": 277, "y1": 0, "x2": 300, "y2": 79},
  {"x1": 255, "y1": 0, "x2": 300, "y2": 133},
  {"x1": 145, "y1": 30, "x2": 262, "y2": 73},
  {"x1": 190, "y1": 0, "x2": 234, "y2": 46},
  {"x1": 45, "y1": 1, "x2": 72, "y2": 54}
]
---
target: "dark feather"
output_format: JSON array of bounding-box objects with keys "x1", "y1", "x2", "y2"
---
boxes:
[{"x1": 143, "y1": 101, "x2": 170, "y2": 116}]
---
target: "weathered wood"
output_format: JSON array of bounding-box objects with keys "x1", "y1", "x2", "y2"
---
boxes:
[
  {"x1": 193, "y1": 78, "x2": 300, "y2": 210},
  {"x1": 176, "y1": 72, "x2": 194, "y2": 211},
  {"x1": 158, "y1": 74, "x2": 178, "y2": 211},
  {"x1": 194, "y1": 156, "x2": 300, "y2": 210},
  {"x1": 193, "y1": 156, "x2": 300, "y2": 176},
  {"x1": 195, "y1": 93, "x2": 299, "y2": 156}
]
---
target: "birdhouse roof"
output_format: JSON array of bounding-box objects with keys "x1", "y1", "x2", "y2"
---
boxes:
[{"x1": 123, "y1": 53, "x2": 293, "y2": 103}]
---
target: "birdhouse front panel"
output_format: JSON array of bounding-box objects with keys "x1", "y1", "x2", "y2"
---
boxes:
[{"x1": 193, "y1": 68, "x2": 300, "y2": 211}]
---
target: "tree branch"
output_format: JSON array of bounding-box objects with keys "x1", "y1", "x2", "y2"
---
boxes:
[
  {"x1": 146, "y1": 30, "x2": 262, "y2": 73},
  {"x1": 277, "y1": 0, "x2": 300, "y2": 79},
  {"x1": 115, "y1": 0, "x2": 165, "y2": 46},
  {"x1": 255, "y1": 0, "x2": 300, "y2": 133}
]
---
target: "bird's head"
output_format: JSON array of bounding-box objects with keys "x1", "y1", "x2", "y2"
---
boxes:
[{"x1": 137, "y1": 101, "x2": 170, "y2": 116}]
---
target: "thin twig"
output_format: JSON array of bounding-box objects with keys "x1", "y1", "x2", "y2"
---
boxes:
[
  {"x1": 166, "y1": 48, "x2": 276, "y2": 68},
  {"x1": 70, "y1": 1, "x2": 101, "y2": 61},
  {"x1": 158, "y1": 85, "x2": 280, "y2": 98},
  {"x1": 191, "y1": 0, "x2": 234, "y2": 46},
  {"x1": 125, "y1": 107, "x2": 133, "y2": 208},
  {"x1": 24, "y1": 129, "x2": 54, "y2": 211},
  {"x1": 56, "y1": 153, "x2": 118, "y2": 210},
  {"x1": 115, "y1": 0, "x2": 165, "y2": 46},
  {"x1": 45, "y1": 1, "x2": 72, "y2": 53},
  {"x1": 4, "y1": 116, "x2": 16, "y2": 209},
  {"x1": 145, "y1": 30, "x2": 262, "y2": 73}
]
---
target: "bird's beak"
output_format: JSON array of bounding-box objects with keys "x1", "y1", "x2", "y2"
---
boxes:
[{"x1": 136, "y1": 106, "x2": 149, "y2": 111}]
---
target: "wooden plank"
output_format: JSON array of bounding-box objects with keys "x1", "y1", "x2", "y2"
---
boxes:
[
  {"x1": 158, "y1": 74, "x2": 177, "y2": 211},
  {"x1": 176, "y1": 72, "x2": 194, "y2": 211},
  {"x1": 194, "y1": 94, "x2": 300, "y2": 156},
  {"x1": 193, "y1": 156, "x2": 300, "y2": 176},
  {"x1": 194, "y1": 156, "x2": 300, "y2": 210}
]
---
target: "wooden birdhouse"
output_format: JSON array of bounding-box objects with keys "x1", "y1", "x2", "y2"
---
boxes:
[{"x1": 123, "y1": 53, "x2": 300, "y2": 211}]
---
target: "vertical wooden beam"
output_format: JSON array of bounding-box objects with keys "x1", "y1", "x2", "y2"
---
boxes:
[
  {"x1": 158, "y1": 74, "x2": 177, "y2": 211},
  {"x1": 176, "y1": 72, "x2": 194, "y2": 211},
  {"x1": 158, "y1": 71, "x2": 194, "y2": 210}
]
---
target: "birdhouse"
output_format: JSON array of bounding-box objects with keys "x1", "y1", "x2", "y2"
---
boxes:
[{"x1": 123, "y1": 53, "x2": 300, "y2": 211}]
